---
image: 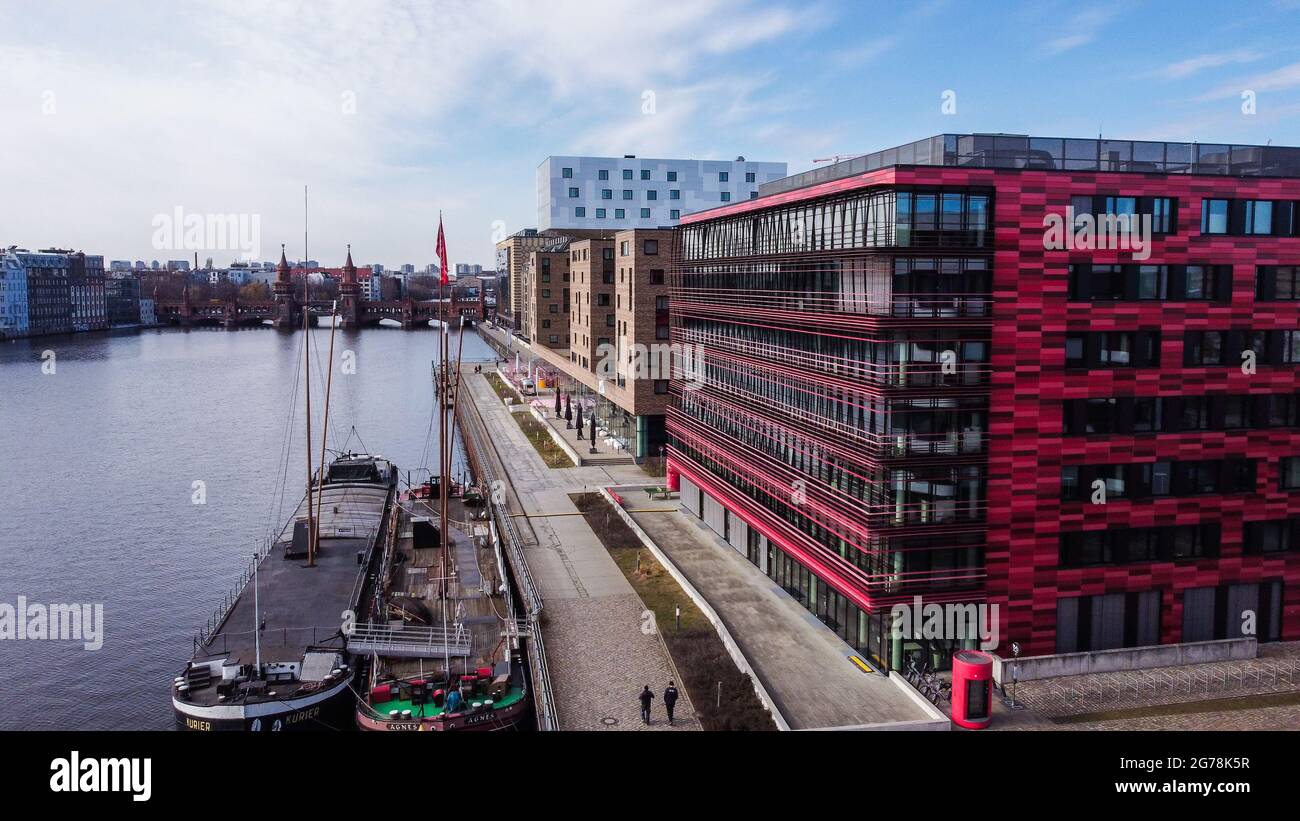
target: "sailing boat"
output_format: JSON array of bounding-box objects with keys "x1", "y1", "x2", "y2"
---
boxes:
[
  {"x1": 171, "y1": 245, "x2": 399, "y2": 732},
  {"x1": 354, "y1": 216, "x2": 532, "y2": 731}
]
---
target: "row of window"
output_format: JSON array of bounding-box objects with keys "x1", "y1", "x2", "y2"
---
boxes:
[
  {"x1": 1062, "y1": 393, "x2": 1300, "y2": 435},
  {"x1": 562, "y1": 167, "x2": 757, "y2": 183},
  {"x1": 1060, "y1": 458, "x2": 1257, "y2": 501},
  {"x1": 1068, "y1": 263, "x2": 1229, "y2": 301},
  {"x1": 679, "y1": 187, "x2": 992, "y2": 259},
  {"x1": 1185, "y1": 329, "x2": 1300, "y2": 366},
  {"x1": 1064, "y1": 329, "x2": 1300, "y2": 368},
  {"x1": 1069, "y1": 264, "x2": 1300, "y2": 302},
  {"x1": 1059, "y1": 523, "x2": 1219, "y2": 567},
  {"x1": 1070, "y1": 195, "x2": 1176, "y2": 234},
  {"x1": 572, "y1": 207, "x2": 682, "y2": 220},
  {"x1": 1056, "y1": 580, "x2": 1284, "y2": 653},
  {"x1": 1201, "y1": 198, "x2": 1300, "y2": 236}
]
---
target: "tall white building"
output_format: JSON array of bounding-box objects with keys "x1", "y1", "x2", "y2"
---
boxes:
[{"x1": 537, "y1": 154, "x2": 787, "y2": 231}]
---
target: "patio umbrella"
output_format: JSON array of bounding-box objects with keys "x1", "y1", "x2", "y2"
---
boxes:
[
  {"x1": 589, "y1": 413, "x2": 597, "y2": 449},
  {"x1": 564, "y1": 394, "x2": 573, "y2": 428},
  {"x1": 554, "y1": 388, "x2": 562, "y2": 418},
  {"x1": 575, "y1": 405, "x2": 584, "y2": 439}
]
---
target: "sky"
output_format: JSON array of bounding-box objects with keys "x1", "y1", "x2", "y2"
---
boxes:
[{"x1": 1, "y1": 0, "x2": 1299, "y2": 269}]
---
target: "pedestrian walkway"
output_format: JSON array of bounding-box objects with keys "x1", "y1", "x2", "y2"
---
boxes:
[
  {"x1": 461, "y1": 368, "x2": 697, "y2": 731},
  {"x1": 623, "y1": 498, "x2": 936, "y2": 730}
]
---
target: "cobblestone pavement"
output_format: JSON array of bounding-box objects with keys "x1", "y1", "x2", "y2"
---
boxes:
[
  {"x1": 544, "y1": 596, "x2": 699, "y2": 730},
  {"x1": 463, "y1": 368, "x2": 697, "y2": 731}
]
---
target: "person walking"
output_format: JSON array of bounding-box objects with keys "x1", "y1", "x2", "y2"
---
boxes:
[
  {"x1": 663, "y1": 681, "x2": 679, "y2": 725},
  {"x1": 638, "y1": 685, "x2": 654, "y2": 724}
]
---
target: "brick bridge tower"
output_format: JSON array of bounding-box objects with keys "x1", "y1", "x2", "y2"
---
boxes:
[
  {"x1": 338, "y1": 244, "x2": 361, "y2": 328},
  {"x1": 271, "y1": 244, "x2": 298, "y2": 329}
]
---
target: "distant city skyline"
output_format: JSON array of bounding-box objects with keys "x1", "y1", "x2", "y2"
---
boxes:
[{"x1": 2, "y1": 1, "x2": 1299, "y2": 265}]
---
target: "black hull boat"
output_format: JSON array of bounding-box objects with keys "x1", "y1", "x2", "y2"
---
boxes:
[{"x1": 173, "y1": 453, "x2": 397, "y2": 732}]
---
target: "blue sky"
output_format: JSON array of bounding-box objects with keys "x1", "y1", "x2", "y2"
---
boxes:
[{"x1": 2, "y1": 0, "x2": 1298, "y2": 268}]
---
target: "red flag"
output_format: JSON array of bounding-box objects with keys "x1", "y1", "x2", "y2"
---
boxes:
[{"x1": 435, "y1": 214, "x2": 450, "y2": 285}]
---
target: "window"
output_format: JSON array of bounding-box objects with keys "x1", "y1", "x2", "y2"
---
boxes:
[
  {"x1": 644, "y1": 240, "x2": 658, "y2": 255},
  {"x1": 647, "y1": 190, "x2": 657, "y2": 201},
  {"x1": 622, "y1": 189, "x2": 633, "y2": 200},
  {"x1": 597, "y1": 293, "x2": 610, "y2": 307},
  {"x1": 595, "y1": 208, "x2": 606, "y2": 219},
  {"x1": 1061, "y1": 458, "x2": 1254, "y2": 501},
  {"x1": 1257, "y1": 266, "x2": 1300, "y2": 300},
  {"x1": 750, "y1": 191, "x2": 759, "y2": 199},
  {"x1": 721, "y1": 192, "x2": 731, "y2": 202},
  {"x1": 1282, "y1": 457, "x2": 1300, "y2": 490},
  {"x1": 568, "y1": 187, "x2": 579, "y2": 198},
  {"x1": 640, "y1": 208, "x2": 651, "y2": 218},
  {"x1": 670, "y1": 209, "x2": 680, "y2": 219},
  {"x1": 574, "y1": 207, "x2": 585, "y2": 217},
  {"x1": 745, "y1": 172, "x2": 755, "y2": 182},
  {"x1": 598, "y1": 169, "x2": 609, "y2": 180},
  {"x1": 1060, "y1": 523, "x2": 1219, "y2": 567},
  {"x1": 650, "y1": 269, "x2": 665, "y2": 284},
  {"x1": 654, "y1": 380, "x2": 669, "y2": 394},
  {"x1": 655, "y1": 296, "x2": 669, "y2": 310},
  {"x1": 1201, "y1": 199, "x2": 1229, "y2": 234},
  {"x1": 1065, "y1": 331, "x2": 1161, "y2": 368},
  {"x1": 719, "y1": 171, "x2": 729, "y2": 182},
  {"x1": 670, "y1": 189, "x2": 680, "y2": 200},
  {"x1": 1184, "y1": 331, "x2": 1224, "y2": 365},
  {"x1": 623, "y1": 169, "x2": 633, "y2": 180},
  {"x1": 549, "y1": 334, "x2": 559, "y2": 343},
  {"x1": 620, "y1": 241, "x2": 630, "y2": 256},
  {"x1": 667, "y1": 171, "x2": 677, "y2": 181},
  {"x1": 601, "y1": 189, "x2": 612, "y2": 199},
  {"x1": 615, "y1": 209, "x2": 625, "y2": 219},
  {"x1": 1056, "y1": 590, "x2": 1162, "y2": 653},
  {"x1": 562, "y1": 167, "x2": 573, "y2": 178},
  {"x1": 640, "y1": 169, "x2": 651, "y2": 180},
  {"x1": 1243, "y1": 519, "x2": 1300, "y2": 554}
]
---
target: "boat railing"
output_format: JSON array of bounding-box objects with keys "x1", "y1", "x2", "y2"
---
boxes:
[
  {"x1": 346, "y1": 622, "x2": 473, "y2": 658},
  {"x1": 196, "y1": 625, "x2": 345, "y2": 657},
  {"x1": 193, "y1": 539, "x2": 273, "y2": 657}
]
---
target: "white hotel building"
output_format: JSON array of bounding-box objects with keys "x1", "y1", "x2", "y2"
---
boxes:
[{"x1": 537, "y1": 155, "x2": 787, "y2": 231}]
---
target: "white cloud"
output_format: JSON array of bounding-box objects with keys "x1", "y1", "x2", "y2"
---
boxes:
[
  {"x1": 0, "y1": 0, "x2": 810, "y2": 267},
  {"x1": 1040, "y1": 6, "x2": 1118, "y2": 57},
  {"x1": 1200, "y1": 60, "x2": 1300, "y2": 100},
  {"x1": 1154, "y1": 49, "x2": 1264, "y2": 80}
]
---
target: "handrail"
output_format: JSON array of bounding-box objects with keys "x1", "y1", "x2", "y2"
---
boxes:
[{"x1": 456, "y1": 360, "x2": 559, "y2": 731}]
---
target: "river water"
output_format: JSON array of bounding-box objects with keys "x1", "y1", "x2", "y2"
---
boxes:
[{"x1": 0, "y1": 324, "x2": 496, "y2": 729}]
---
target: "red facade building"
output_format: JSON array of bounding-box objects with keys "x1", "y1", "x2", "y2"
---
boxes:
[{"x1": 667, "y1": 134, "x2": 1300, "y2": 671}]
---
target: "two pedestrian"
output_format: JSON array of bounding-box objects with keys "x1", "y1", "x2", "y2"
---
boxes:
[{"x1": 637, "y1": 682, "x2": 680, "y2": 725}]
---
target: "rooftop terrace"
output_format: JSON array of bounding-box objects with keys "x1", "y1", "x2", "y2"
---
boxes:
[{"x1": 760, "y1": 133, "x2": 1300, "y2": 197}]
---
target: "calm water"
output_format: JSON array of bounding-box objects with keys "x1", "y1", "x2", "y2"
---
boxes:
[{"x1": 0, "y1": 324, "x2": 496, "y2": 729}]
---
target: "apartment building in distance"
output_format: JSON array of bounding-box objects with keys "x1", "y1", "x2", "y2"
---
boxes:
[
  {"x1": 668, "y1": 133, "x2": 1300, "y2": 672},
  {"x1": 538, "y1": 155, "x2": 787, "y2": 232},
  {"x1": 522, "y1": 238, "x2": 572, "y2": 350},
  {"x1": 0, "y1": 252, "x2": 29, "y2": 339},
  {"x1": 520, "y1": 228, "x2": 673, "y2": 458}
]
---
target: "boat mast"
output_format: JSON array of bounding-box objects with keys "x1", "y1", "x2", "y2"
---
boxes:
[
  {"x1": 253, "y1": 550, "x2": 261, "y2": 673},
  {"x1": 312, "y1": 299, "x2": 339, "y2": 555},
  {"x1": 303, "y1": 186, "x2": 319, "y2": 568},
  {"x1": 304, "y1": 300, "x2": 315, "y2": 566},
  {"x1": 438, "y1": 213, "x2": 451, "y2": 677}
]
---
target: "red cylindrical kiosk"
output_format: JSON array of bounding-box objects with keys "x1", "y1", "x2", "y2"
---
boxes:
[{"x1": 950, "y1": 649, "x2": 994, "y2": 729}]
